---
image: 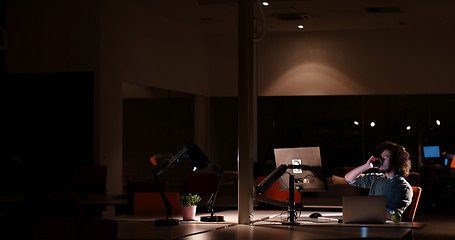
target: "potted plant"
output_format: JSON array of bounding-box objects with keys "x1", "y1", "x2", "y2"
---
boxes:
[{"x1": 180, "y1": 193, "x2": 201, "y2": 221}]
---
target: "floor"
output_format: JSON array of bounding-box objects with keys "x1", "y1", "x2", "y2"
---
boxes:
[
  {"x1": 412, "y1": 187, "x2": 455, "y2": 240},
  {"x1": 413, "y1": 215, "x2": 455, "y2": 240}
]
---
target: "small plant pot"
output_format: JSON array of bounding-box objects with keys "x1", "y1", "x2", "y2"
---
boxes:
[{"x1": 182, "y1": 206, "x2": 197, "y2": 221}]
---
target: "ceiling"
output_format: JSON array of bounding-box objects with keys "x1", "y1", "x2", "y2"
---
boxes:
[{"x1": 153, "y1": 0, "x2": 455, "y2": 33}]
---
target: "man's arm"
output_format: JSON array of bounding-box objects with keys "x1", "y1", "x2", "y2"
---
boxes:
[
  {"x1": 344, "y1": 156, "x2": 375, "y2": 182},
  {"x1": 387, "y1": 183, "x2": 413, "y2": 215}
]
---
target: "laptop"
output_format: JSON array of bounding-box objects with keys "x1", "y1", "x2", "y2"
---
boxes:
[{"x1": 342, "y1": 196, "x2": 386, "y2": 224}]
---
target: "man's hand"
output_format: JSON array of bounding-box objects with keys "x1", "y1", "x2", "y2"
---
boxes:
[{"x1": 344, "y1": 156, "x2": 374, "y2": 182}]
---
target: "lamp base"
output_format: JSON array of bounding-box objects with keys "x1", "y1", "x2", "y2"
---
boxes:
[
  {"x1": 282, "y1": 221, "x2": 300, "y2": 226},
  {"x1": 200, "y1": 215, "x2": 224, "y2": 222},
  {"x1": 154, "y1": 219, "x2": 180, "y2": 226}
]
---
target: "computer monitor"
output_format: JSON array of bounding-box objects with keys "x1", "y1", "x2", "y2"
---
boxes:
[
  {"x1": 274, "y1": 147, "x2": 327, "y2": 192},
  {"x1": 423, "y1": 146, "x2": 440, "y2": 158}
]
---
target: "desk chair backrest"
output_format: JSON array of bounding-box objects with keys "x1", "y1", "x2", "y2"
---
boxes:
[
  {"x1": 133, "y1": 192, "x2": 181, "y2": 215},
  {"x1": 402, "y1": 186, "x2": 422, "y2": 222}
]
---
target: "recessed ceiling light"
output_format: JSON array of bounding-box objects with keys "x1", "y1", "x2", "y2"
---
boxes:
[
  {"x1": 262, "y1": 1, "x2": 269, "y2": 6},
  {"x1": 297, "y1": 24, "x2": 304, "y2": 29}
]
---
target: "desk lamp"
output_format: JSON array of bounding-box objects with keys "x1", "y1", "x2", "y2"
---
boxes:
[
  {"x1": 152, "y1": 144, "x2": 224, "y2": 226},
  {"x1": 255, "y1": 164, "x2": 311, "y2": 225},
  {"x1": 186, "y1": 145, "x2": 225, "y2": 222}
]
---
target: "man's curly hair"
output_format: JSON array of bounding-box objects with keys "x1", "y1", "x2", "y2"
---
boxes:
[{"x1": 376, "y1": 141, "x2": 411, "y2": 177}]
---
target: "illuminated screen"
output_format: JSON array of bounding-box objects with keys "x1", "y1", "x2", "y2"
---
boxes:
[{"x1": 423, "y1": 146, "x2": 440, "y2": 158}]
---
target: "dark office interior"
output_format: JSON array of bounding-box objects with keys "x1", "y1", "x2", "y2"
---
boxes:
[{"x1": 2, "y1": 1, "x2": 455, "y2": 239}]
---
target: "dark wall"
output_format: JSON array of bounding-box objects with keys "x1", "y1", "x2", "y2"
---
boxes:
[
  {"x1": 257, "y1": 96, "x2": 363, "y2": 176},
  {"x1": 207, "y1": 94, "x2": 455, "y2": 177},
  {"x1": 122, "y1": 97, "x2": 195, "y2": 179},
  {"x1": 0, "y1": 0, "x2": 4, "y2": 76},
  {"x1": 257, "y1": 95, "x2": 455, "y2": 176},
  {"x1": 3, "y1": 72, "x2": 94, "y2": 193},
  {"x1": 122, "y1": 94, "x2": 455, "y2": 183}
]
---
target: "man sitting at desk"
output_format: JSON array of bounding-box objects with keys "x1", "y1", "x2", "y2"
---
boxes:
[{"x1": 345, "y1": 141, "x2": 413, "y2": 219}]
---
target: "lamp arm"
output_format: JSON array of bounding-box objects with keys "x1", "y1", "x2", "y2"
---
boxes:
[
  {"x1": 205, "y1": 160, "x2": 224, "y2": 216},
  {"x1": 207, "y1": 161, "x2": 223, "y2": 176},
  {"x1": 256, "y1": 164, "x2": 288, "y2": 194},
  {"x1": 153, "y1": 147, "x2": 187, "y2": 176},
  {"x1": 152, "y1": 171, "x2": 173, "y2": 219},
  {"x1": 206, "y1": 171, "x2": 223, "y2": 216},
  {"x1": 255, "y1": 164, "x2": 312, "y2": 194},
  {"x1": 151, "y1": 146, "x2": 188, "y2": 220}
]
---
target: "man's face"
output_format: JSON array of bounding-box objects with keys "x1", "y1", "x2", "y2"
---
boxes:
[{"x1": 378, "y1": 149, "x2": 391, "y2": 172}]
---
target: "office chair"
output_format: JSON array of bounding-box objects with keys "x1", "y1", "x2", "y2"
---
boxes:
[{"x1": 402, "y1": 186, "x2": 422, "y2": 222}]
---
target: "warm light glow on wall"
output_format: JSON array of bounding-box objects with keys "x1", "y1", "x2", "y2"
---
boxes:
[{"x1": 261, "y1": 62, "x2": 368, "y2": 96}]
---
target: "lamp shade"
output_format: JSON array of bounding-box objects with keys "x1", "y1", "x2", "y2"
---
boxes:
[{"x1": 186, "y1": 144, "x2": 209, "y2": 170}]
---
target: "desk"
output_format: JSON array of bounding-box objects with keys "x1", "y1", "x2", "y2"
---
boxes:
[
  {"x1": 114, "y1": 210, "x2": 426, "y2": 240},
  {"x1": 117, "y1": 221, "x2": 233, "y2": 239},
  {"x1": 179, "y1": 224, "x2": 413, "y2": 240}
]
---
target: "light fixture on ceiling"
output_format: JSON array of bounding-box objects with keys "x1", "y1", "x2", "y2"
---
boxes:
[
  {"x1": 262, "y1": 1, "x2": 269, "y2": 6},
  {"x1": 297, "y1": 24, "x2": 304, "y2": 29}
]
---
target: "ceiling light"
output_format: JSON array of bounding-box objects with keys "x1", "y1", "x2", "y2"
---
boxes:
[
  {"x1": 406, "y1": 126, "x2": 411, "y2": 131},
  {"x1": 436, "y1": 120, "x2": 441, "y2": 126},
  {"x1": 354, "y1": 121, "x2": 359, "y2": 126},
  {"x1": 262, "y1": 1, "x2": 269, "y2": 6},
  {"x1": 370, "y1": 122, "x2": 375, "y2": 127},
  {"x1": 297, "y1": 24, "x2": 304, "y2": 29}
]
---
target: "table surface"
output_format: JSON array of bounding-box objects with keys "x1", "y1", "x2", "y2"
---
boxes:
[
  {"x1": 114, "y1": 210, "x2": 426, "y2": 240},
  {"x1": 178, "y1": 224, "x2": 413, "y2": 240}
]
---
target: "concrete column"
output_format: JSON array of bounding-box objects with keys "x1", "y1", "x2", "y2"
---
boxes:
[{"x1": 238, "y1": 0, "x2": 256, "y2": 224}]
